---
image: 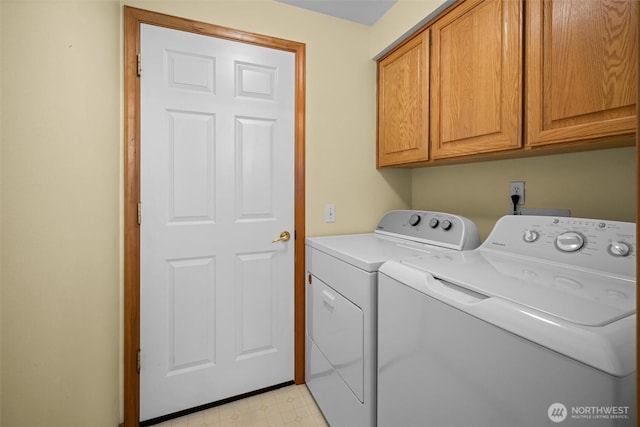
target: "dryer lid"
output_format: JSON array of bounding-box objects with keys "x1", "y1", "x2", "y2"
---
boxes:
[{"x1": 401, "y1": 250, "x2": 636, "y2": 327}]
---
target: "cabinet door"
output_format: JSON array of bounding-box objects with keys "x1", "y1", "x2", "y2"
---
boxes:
[
  {"x1": 430, "y1": 0, "x2": 523, "y2": 159},
  {"x1": 526, "y1": 0, "x2": 637, "y2": 147},
  {"x1": 377, "y1": 30, "x2": 429, "y2": 167}
]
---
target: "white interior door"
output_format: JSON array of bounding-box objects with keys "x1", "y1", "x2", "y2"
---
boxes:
[{"x1": 139, "y1": 23, "x2": 295, "y2": 422}]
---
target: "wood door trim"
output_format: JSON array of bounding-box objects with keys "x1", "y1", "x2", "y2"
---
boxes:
[{"x1": 123, "y1": 7, "x2": 306, "y2": 426}]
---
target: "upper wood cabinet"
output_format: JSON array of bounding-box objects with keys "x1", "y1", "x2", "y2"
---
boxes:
[
  {"x1": 526, "y1": 0, "x2": 637, "y2": 147},
  {"x1": 430, "y1": 0, "x2": 523, "y2": 159},
  {"x1": 377, "y1": 30, "x2": 430, "y2": 167},
  {"x1": 376, "y1": 0, "x2": 637, "y2": 167}
]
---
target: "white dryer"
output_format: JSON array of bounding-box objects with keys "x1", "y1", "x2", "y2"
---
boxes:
[
  {"x1": 378, "y1": 215, "x2": 636, "y2": 427},
  {"x1": 305, "y1": 210, "x2": 480, "y2": 427}
]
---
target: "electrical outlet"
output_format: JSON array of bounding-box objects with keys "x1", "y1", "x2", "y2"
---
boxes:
[
  {"x1": 510, "y1": 181, "x2": 525, "y2": 205},
  {"x1": 325, "y1": 204, "x2": 336, "y2": 223}
]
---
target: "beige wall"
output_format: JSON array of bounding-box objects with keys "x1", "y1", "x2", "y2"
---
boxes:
[
  {"x1": 412, "y1": 147, "x2": 637, "y2": 240},
  {"x1": 1, "y1": 1, "x2": 121, "y2": 426}
]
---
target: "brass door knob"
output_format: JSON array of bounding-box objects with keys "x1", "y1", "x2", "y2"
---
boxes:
[{"x1": 272, "y1": 231, "x2": 291, "y2": 243}]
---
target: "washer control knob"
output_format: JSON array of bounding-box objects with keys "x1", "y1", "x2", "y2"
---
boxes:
[
  {"x1": 523, "y1": 229, "x2": 539, "y2": 243},
  {"x1": 441, "y1": 219, "x2": 453, "y2": 231},
  {"x1": 609, "y1": 241, "x2": 631, "y2": 257},
  {"x1": 409, "y1": 214, "x2": 421, "y2": 226},
  {"x1": 555, "y1": 232, "x2": 584, "y2": 252},
  {"x1": 429, "y1": 218, "x2": 439, "y2": 228}
]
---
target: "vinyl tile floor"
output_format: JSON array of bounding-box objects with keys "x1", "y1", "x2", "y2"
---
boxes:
[{"x1": 152, "y1": 384, "x2": 329, "y2": 427}]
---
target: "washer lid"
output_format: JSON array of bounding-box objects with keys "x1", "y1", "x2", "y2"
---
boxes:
[
  {"x1": 380, "y1": 259, "x2": 635, "y2": 377},
  {"x1": 306, "y1": 233, "x2": 441, "y2": 272},
  {"x1": 401, "y1": 250, "x2": 636, "y2": 327}
]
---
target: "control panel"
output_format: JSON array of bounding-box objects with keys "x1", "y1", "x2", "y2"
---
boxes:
[
  {"x1": 483, "y1": 215, "x2": 636, "y2": 279},
  {"x1": 375, "y1": 210, "x2": 480, "y2": 250}
]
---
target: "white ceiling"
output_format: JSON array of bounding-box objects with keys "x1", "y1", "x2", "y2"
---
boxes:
[{"x1": 274, "y1": 0, "x2": 397, "y2": 26}]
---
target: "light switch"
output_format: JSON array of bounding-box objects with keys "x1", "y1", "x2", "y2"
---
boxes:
[{"x1": 325, "y1": 204, "x2": 336, "y2": 223}]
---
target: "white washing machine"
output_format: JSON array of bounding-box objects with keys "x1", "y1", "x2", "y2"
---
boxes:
[
  {"x1": 378, "y1": 215, "x2": 636, "y2": 427},
  {"x1": 305, "y1": 210, "x2": 480, "y2": 427}
]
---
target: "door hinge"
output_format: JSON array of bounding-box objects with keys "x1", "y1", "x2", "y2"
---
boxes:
[
  {"x1": 137, "y1": 201, "x2": 141, "y2": 225},
  {"x1": 137, "y1": 53, "x2": 142, "y2": 77},
  {"x1": 137, "y1": 349, "x2": 141, "y2": 374}
]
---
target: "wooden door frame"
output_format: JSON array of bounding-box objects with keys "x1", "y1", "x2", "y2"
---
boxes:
[{"x1": 123, "y1": 6, "x2": 306, "y2": 426}]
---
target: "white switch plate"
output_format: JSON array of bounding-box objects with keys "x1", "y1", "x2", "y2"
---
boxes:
[{"x1": 325, "y1": 204, "x2": 336, "y2": 223}]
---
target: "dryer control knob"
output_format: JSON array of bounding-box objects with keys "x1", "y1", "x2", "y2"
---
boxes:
[
  {"x1": 429, "y1": 218, "x2": 439, "y2": 228},
  {"x1": 556, "y1": 232, "x2": 584, "y2": 252},
  {"x1": 609, "y1": 241, "x2": 631, "y2": 257},
  {"x1": 409, "y1": 214, "x2": 421, "y2": 226},
  {"x1": 523, "y1": 229, "x2": 539, "y2": 243},
  {"x1": 441, "y1": 219, "x2": 452, "y2": 231}
]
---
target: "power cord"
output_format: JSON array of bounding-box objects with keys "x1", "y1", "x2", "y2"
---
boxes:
[{"x1": 511, "y1": 194, "x2": 520, "y2": 215}]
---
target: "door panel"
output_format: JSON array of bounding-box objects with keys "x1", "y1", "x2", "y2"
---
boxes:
[
  {"x1": 140, "y1": 23, "x2": 295, "y2": 421},
  {"x1": 168, "y1": 111, "x2": 215, "y2": 222},
  {"x1": 168, "y1": 256, "x2": 216, "y2": 373},
  {"x1": 236, "y1": 252, "x2": 277, "y2": 358},
  {"x1": 236, "y1": 117, "x2": 277, "y2": 218}
]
